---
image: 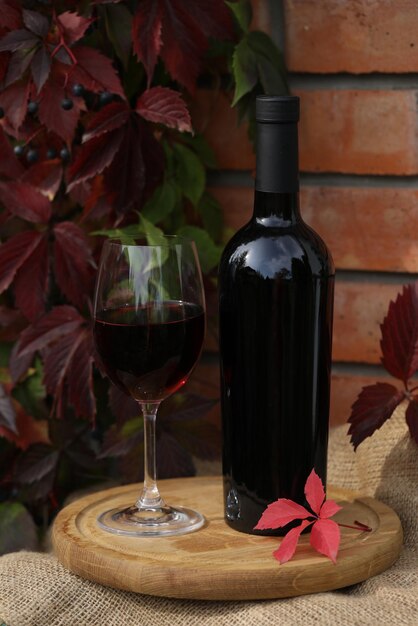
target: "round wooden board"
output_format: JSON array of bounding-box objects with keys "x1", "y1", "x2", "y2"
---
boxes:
[{"x1": 52, "y1": 476, "x2": 403, "y2": 601}]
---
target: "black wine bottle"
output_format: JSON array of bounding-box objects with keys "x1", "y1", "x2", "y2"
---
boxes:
[{"x1": 219, "y1": 95, "x2": 335, "y2": 535}]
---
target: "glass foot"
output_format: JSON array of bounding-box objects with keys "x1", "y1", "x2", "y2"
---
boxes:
[{"x1": 97, "y1": 504, "x2": 205, "y2": 537}]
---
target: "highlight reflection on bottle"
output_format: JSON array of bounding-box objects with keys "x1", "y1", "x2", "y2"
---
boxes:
[{"x1": 219, "y1": 96, "x2": 335, "y2": 535}]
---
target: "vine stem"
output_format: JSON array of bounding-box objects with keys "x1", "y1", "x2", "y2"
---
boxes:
[{"x1": 338, "y1": 521, "x2": 372, "y2": 532}]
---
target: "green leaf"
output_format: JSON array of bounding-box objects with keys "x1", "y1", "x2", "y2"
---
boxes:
[
  {"x1": 12, "y1": 358, "x2": 47, "y2": 421},
  {"x1": 226, "y1": 0, "x2": 253, "y2": 32},
  {"x1": 138, "y1": 214, "x2": 165, "y2": 245},
  {"x1": 0, "y1": 502, "x2": 38, "y2": 555},
  {"x1": 104, "y1": 4, "x2": 132, "y2": 69},
  {"x1": 181, "y1": 134, "x2": 217, "y2": 169},
  {"x1": 247, "y1": 31, "x2": 289, "y2": 93},
  {"x1": 91, "y1": 226, "x2": 139, "y2": 245},
  {"x1": 121, "y1": 416, "x2": 143, "y2": 438},
  {"x1": 176, "y1": 225, "x2": 222, "y2": 273},
  {"x1": 173, "y1": 143, "x2": 206, "y2": 207},
  {"x1": 231, "y1": 36, "x2": 258, "y2": 106},
  {"x1": 141, "y1": 180, "x2": 177, "y2": 225},
  {"x1": 197, "y1": 193, "x2": 223, "y2": 241}
]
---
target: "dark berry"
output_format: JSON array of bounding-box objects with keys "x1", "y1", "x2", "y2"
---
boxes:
[
  {"x1": 99, "y1": 91, "x2": 113, "y2": 106},
  {"x1": 14, "y1": 145, "x2": 24, "y2": 157},
  {"x1": 27, "y1": 101, "x2": 38, "y2": 115},
  {"x1": 46, "y1": 148, "x2": 57, "y2": 159},
  {"x1": 72, "y1": 83, "x2": 84, "y2": 97},
  {"x1": 0, "y1": 107, "x2": 4, "y2": 119},
  {"x1": 61, "y1": 98, "x2": 74, "y2": 111},
  {"x1": 60, "y1": 147, "x2": 70, "y2": 162},
  {"x1": 26, "y1": 148, "x2": 38, "y2": 163}
]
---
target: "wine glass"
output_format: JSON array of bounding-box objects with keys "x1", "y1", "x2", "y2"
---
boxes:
[{"x1": 93, "y1": 236, "x2": 206, "y2": 536}]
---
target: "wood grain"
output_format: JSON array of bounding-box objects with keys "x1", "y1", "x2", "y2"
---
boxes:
[{"x1": 53, "y1": 476, "x2": 403, "y2": 600}]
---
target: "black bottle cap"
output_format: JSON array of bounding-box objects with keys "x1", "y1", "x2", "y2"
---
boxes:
[{"x1": 256, "y1": 95, "x2": 299, "y2": 123}]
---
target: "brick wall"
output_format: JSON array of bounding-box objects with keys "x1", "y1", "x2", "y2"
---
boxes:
[{"x1": 188, "y1": 0, "x2": 418, "y2": 428}]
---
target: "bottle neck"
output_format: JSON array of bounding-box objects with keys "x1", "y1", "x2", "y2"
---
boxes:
[{"x1": 253, "y1": 119, "x2": 300, "y2": 225}]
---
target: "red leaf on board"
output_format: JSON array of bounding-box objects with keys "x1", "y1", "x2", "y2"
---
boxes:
[
  {"x1": 17, "y1": 305, "x2": 84, "y2": 357},
  {"x1": 405, "y1": 398, "x2": 418, "y2": 445},
  {"x1": 82, "y1": 101, "x2": 130, "y2": 142},
  {"x1": 0, "y1": 79, "x2": 29, "y2": 129},
  {"x1": 56, "y1": 11, "x2": 93, "y2": 45},
  {"x1": 21, "y1": 159, "x2": 63, "y2": 201},
  {"x1": 0, "y1": 181, "x2": 51, "y2": 223},
  {"x1": 320, "y1": 499, "x2": 343, "y2": 519},
  {"x1": 310, "y1": 518, "x2": 341, "y2": 564},
  {"x1": 53, "y1": 221, "x2": 95, "y2": 309},
  {"x1": 254, "y1": 499, "x2": 311, "y2": 531},
  {"x1": 70, "y1": 46, "x2": 125, "y2": 99},
  {"x1": 348, "y1": 382, "x2": 404, "y2": 450},
  {"x1": 0, "y1": 126, "x2": 24, "y2": 178},
  {"x1": 380, "y1": 284, "x2": 418, "y2": 384},
  {"x1": 0, "y1": 231, "x2": 43, "y2": 294},
  {"x1": 273, "y1": 520, "x2": 312, "y2": 565},
  {"x1": 132, "y1": 0, "x2": 233, "y2": 92},
  {"x1": 136, "y1": 86, "x2": 192, "y2": 132},
  {"x1": 14, "y1": 233, "x2": 49, "y2": 321},
  {"x1": 304, "y1": 468, "x2": 325, "y2": 516},
  {"x1": 22, "y1": 9, "x2": 49, "y2": 38}
]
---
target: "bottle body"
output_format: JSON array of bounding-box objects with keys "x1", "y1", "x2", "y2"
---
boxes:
[
  {"x1": 219, "y1": 213, "x2": 334, "y2": 533},
  {"x1": 219, "y1": 96, "x2": 334, "y2": 534}
]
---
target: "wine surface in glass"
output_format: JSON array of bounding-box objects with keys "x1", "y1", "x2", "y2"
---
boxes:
[{"x1": 94, "y1": 301, "x2": 204, "y2": 402}]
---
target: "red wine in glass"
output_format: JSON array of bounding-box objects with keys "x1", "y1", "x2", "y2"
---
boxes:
[{"x1": 93, "y1": 237, "x2": 206, "y2": 537}]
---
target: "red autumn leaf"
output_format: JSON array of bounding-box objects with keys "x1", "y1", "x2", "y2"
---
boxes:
[
  {"x1": 66, "y1": 328, "x2": 96, "y2": 420},
  {"x1": 53, "y1": 221, "x2": 95, "y2": 309},
  {"x1": 68, "y1": 128, "x2": 125, "y2": 187},
  {"x1": 9, "y1": 340, "x2": 34, "y2": 386},
  {"x1": 348, "y1": 382, "x2": 404, "y2": 450},
  {"x1": 0, "y1": 181, "x2": 51, "y2": 223},
  {"x1": 0, "y1": 79, "x2": 29, "y2": 129},
  {"x1": 38, "y1": 64, "x2": 85, "y2": 143},
  {"x1": 21, "y1": 159, "x2": 63, "y2": 200},
  {"x1": 31, "y1": 45, "x2": 51, "y2": 92},
  {"x1": 5, "y1": 46, "x2": 36, "y2": 87},
  {"x1": 254, "y1": 498, "x2": 311, "y2": 531},
  {"x1": 132, "y1": 0, "x2": 233, "y2": 92},
  {"x1": 0, "y1": 231, "x2": 44, "y2": 294},
  {"x1": 69, "y1": 46, "x2": 125, "y2": 99},
  {"x1": 320, "y1": 499, "x2": 342, "y2": 519},
  {"x1": 0, "y1": 126, "x2": 24, "y2": 178},
  {"x1": 273, "y1": 520, "x2": 312, "y2": 565},
  {"x1": 56, "y1": 11, "x2": 93, "y2": 45},
  {"x1": 13, "y1": 233, "x2": 49, "y2": 321},
  {"x1": 0, "y1": 403, "x2": 49, "y2": 450},
  {"x1": 405, "y1": 398, "x2": 418, "y2": 445},
  {"x1": 310, "y1": 518, "x2": 340, "y2": 564},
  {"x1": 17, "y1": 305, "x2": 84, "y2": 357},
  {"x1": 0, "y1": 0, "x2": 22, "y2": 32},
  {"x1": 0, "y1": 29, "x2": 38, "y2": 53},
  {"x1": 22, "y1": 9, "x2": 49, "y2": 38},
  {"x1": 136, "y1": 86, "x2": 192, "y2": 132},
  {"x1": 380, "y1": 284, "x2": 418, "y2": 384},
  {"x1": 14, "y1": 443, "x2": 59, "y2": 485},
  {"x1": 304, "y1": 468, "x2": 325, "y2": 516},
  {"x1": 82, "y1": 101, "x2": 130, "y2": 142},
  {"x1": 0, "y1": 382, "x2": 17, "y2": 435}
]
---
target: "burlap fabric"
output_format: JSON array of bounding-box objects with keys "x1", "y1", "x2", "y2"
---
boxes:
[{"x1": 0, "y1": 404, "x2": 417, "y2": 626}]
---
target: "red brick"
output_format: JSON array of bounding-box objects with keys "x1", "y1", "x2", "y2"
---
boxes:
[
  {"x1": 296, "y1": 89, "x2": 418, "y2": 175},
  {"x1": 211, "y1": 186, "x2": 418, "y2": 273},
  {"x1": 333, "y1": 281, "x2": 401, "y2": 364},
  {"x1": 189, "y1": 89, "x2": 255, "y2": 171},
  {"x1": 284, "y1": 0, "x2": 418, "y2": 73}
]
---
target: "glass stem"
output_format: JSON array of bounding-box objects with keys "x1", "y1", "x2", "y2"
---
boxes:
[{"x1": 136, "y1": 402, "x2": 165, "y2": 510}]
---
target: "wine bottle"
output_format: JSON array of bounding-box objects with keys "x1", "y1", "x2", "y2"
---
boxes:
[{"x1": 218, "y1": 95, "x2": 335, "y2": 535}]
